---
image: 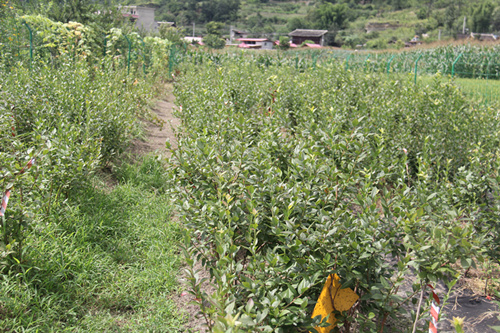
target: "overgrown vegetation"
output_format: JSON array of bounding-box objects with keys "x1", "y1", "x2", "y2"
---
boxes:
[
  {"x1": 0, "y1": 155, "x2": 183, "y2": 331},
  {"x1": 0, "y1": 3, "x2": 186, "y2": 331},
  {"x1": 168, "y1": 57, "x2": 500, "y2": 331}
]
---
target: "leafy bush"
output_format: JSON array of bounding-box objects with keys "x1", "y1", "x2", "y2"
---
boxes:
[
  {"x1": 278, "y1": 36, "x2": 290, "y2": 50},
  {"x1": 204, "y1": 34, "x2": 226, "y2": 49},
  {"x1": 169, "y1": 58, "x2": 500, "y2": 331},
  {"x1": 300, "y1": 39, "x2": 315, "y2": 47},
  {"x1": 0, "y1": 58, "x2": 156, "y2": 263}
]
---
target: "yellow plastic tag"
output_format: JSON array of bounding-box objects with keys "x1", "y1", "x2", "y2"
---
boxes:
[{"x1": 311, "y1": 274, "x2": 359, "y2": 333}]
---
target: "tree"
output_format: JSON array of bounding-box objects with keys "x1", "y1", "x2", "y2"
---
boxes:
[
  {"x1": 159, "y1": 25, "x2": 186, "y2": 46},
  {"x1": 204, "y1": 34, "x2": 226, "y2": 48},
  {"x1": 277, "y1": 36, "x2": 290, "y2": 49},
  {"x1": 444, "y1": 4, "x2": 459, "y2": 31},
  {"x1": 470, "y1": 1, "x2": 495, "y2": 33},
  {"x1": 205, "y1": 21, "x2": 224, "y2": 36},
  {"x1": 307, "y1": 3, "x2": 349, "y2": 30},
  {"x1": 200, "y1": 0, "x2": 240, "y2": 22},
  {"x1": 204, "y1": 21, "x2": 225, "y2": 49},
  {"x1": 492, "y1": 6, "x2": 500, "y2": 32},
  {"x1": 21, "y1": 0, "x2": 121, "y2": 32},
  {"x1": 287, "y1": 17, "x2": 309, "y2": 31}
]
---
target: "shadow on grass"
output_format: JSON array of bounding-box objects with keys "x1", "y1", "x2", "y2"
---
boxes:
[{"x1": 0, "y1": 156, "x2": 183, "y2": 332}]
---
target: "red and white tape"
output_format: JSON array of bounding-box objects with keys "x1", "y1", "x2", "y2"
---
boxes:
[
  {"x1": 0, "y1": 190, "x2": 10, "y2": 217},
  {"x1": 0, "y1": 158, "x2": 36, "y2": 217},
  {"x1": 428, "y1": 285, "x2": 440, "y2": 333}
]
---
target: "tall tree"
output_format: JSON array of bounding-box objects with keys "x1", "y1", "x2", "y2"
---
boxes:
[
  {"x1": 200, "y1": 0, "x2": 240, "y2": 22},
  {"x1": 470, "y1": 1, "x2": 495, "y2": 32},
  {"x1": 492, "y1": 6, "x2": 500, "y2": 32},
  {"x1": 307, "y1": 2, "x2": 349, "y2": 30}
]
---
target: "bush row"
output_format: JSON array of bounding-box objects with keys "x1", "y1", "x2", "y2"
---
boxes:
[
  {"x1": 169, "y1": 59, "x2": 500, "y2": 331},
  {"x1": 0, "y1": 58, "x2": 157, "y2": 264},
  {"x1": 0, "y1": 11, "x2": 175, "y2": 79}
]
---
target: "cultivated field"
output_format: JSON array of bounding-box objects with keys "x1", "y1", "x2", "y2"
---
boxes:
[{"x1": 168, "y1": 55, "x2": 500, "y2": 331}]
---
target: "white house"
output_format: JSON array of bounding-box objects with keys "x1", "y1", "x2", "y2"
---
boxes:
[
  {"x1": 121, "y1": 6, "x2": 157, "y2": 32},
  {"x1": 237, "y1": 38, "x2": 273, "y2": 50}
]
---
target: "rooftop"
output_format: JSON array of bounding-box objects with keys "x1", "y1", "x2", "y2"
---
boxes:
[
  {"x1": 304, "y1": 43, "x2": 322, "y2": 48},
  {"x1": 237, "y1": 38, "x2": 271, "y2": 42},
  {"x1": 288, "y1": 29, "x2": 328, "y2": 37}
]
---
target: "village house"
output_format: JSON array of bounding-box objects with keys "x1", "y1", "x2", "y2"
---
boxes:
[
  {"x1": 237, "y1": 38, "x2": 274, "y2": 50},
  {"x1": 230, "y1": 29, "x2": 248, "y2": 42},
  {"x1": 121, "y1": 6, "x2": 158, "y2": 32},
  {"x1": 288, "y1": 29, "x2": 328, "y2": 47}
]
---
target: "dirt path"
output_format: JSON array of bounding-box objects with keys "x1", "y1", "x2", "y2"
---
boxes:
[
  {"x1": 132, "y1": 84, "x2": 180, "y2": 157},
  {"x1": 134, "y1": 85, "x2": 212, "y2": 332}
]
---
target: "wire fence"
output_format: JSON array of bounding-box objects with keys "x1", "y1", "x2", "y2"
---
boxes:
[
  {"x1": 297, "y1": 46, "x2": 500, "y2": 105},
  {"x1": 2, "y1": 13, "x2": 499, "y2": 106},
  {"x1": 188, "y1": 46, "x2": 500, "y2": 105},
  {"x1": 0, "y1": 16, "x2": 186, "y2": 77}
]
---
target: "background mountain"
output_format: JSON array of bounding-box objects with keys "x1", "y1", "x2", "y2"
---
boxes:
[{"x1": 18, "y1": 0, "x2": 500, "y2": 48}]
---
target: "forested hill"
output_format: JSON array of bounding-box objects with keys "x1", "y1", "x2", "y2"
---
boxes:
[
  {"x1": 121, "y1": 0, "x2": 500, "y2": 47},
  {"x1": 120, "y1": 0, "x2": 500, "y2": 33},
  {"x1": 17, "y1": 0, "x2": 500, "y2": 48}
]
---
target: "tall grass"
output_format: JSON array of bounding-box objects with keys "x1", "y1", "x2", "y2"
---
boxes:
[{"x1": 0, "y1": 156, "x2": 184, "y2": 332}]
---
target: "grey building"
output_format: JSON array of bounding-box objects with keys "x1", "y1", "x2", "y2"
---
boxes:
[{"x1": 121, "y1": 6, "x2": 157, "y2": 32}]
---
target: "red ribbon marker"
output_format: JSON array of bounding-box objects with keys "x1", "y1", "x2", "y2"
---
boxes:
[
  {"x1": 1, "y1": 158, "x2": 36, "y2": 217},
  {"x1": 427, "y1": 285, "x2": 440, "y2": 333},
  {"x1": 0, "y1": 190, "x2": 11, "y2": 217}
]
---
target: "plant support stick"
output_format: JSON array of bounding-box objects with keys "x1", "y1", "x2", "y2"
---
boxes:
[{"x1": 411, "y1": 282, "x2": 425, "y2": 333}]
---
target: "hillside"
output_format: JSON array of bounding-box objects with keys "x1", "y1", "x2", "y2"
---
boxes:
[
  {"x1": 18, "y1": 0, "x2": 500, "y2": 49},
  {"x1": 115, "y1": 0, "x2": 500, "y2": 49}
]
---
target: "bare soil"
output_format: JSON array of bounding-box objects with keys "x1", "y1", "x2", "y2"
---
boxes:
[
  {"x1": 131, "y1": 86, "x2": 180, "y2": 157},
  {"x1": 392, "y1": 270, "x2": 500, "y2": 333}
]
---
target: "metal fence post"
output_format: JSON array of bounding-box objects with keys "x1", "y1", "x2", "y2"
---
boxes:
[
  {"x1": 386, "y1": 55, "x2": 395, "y2": 74},
  {"x1": 451, "y1": 53, "x2": 462, "y2": 78},
  {"x1": 168, "y1": 46, "x2": 176, "y2": 75},
  {"x1": 345, "y1": 54, "x2": 351, "y2": 71},
  {"x1": 22, "y1": 21, "x2": 33, "y2": 66},
  {"x1": 138, "y1": 37, "x2": 147, "y2": 75}
]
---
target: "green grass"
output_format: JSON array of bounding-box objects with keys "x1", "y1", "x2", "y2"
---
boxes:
[
  {"x1": 0, "y1": 155, "x2": 184, "y2": 332},
  {"x1": 453, "y1": 77, "x2": 500, "y2": 105},
  {"x1": 418, "y1": 75, "x2": 500, "y2": 106}
]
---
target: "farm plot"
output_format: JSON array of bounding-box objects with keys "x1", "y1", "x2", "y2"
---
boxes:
[{"x1": 168, "y1": 60, "x2": 500, "y2": 331}]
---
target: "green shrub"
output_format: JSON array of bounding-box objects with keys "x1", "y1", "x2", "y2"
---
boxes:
[
  {"x1": 204, "y1": 34, "x2": 226, "y2": 49},
  {"x1": 278, "y1": 36, "x2": 290, "y2": 50},
  {"x1": 0, "y1": 58, "x2": 156, "y2": 263},
  {"x1": 169, "y1": 58, "x2": 499, "y2": 331}
]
